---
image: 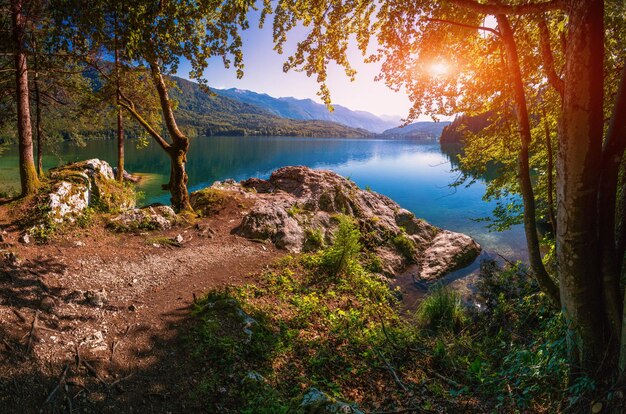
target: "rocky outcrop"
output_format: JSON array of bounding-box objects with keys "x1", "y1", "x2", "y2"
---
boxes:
[
  {"x1": 45, "y1": 159, "x2": 134, "y2": 224},
  {"x1": 209, "y1": 166, "x2": 480, "y2": 280},
  {"x1": 108, "y1": 205, "x2": 177, "y2": 231}
]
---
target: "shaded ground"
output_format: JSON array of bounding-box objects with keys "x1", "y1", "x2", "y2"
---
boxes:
[{"x1": 0, "y1": 197, "x2": 282, "y2": 413}]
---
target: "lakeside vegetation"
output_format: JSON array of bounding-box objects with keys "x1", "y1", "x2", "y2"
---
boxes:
[{"x1": 1, "y1": 0, "x2": 626, "y2": 412}]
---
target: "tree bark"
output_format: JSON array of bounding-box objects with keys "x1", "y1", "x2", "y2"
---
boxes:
[
  {"x1": 148, "y1": 60, "x2": 192, "y2": 212},
  {"x1": 34, "y1": 57, "x2": 43, "y2": 177},
  {"x1": 600, "y1": 64, "x2": 626, "y2": 354},
  {"x1": 542, "y1": 105, "x2": 557, "y2": 233},
  {"x1": 497, "y1": 15, "x2": 560, "y2": 307},
  {"x1": 11, "y1": 0, "x2": 39, "y2": 196},
  {"x1": 114, "y1": 31, "x2": 124, "y2": 182},
  {"x1": 557, "y1": 0, "x2": 606, "y2": 376}
]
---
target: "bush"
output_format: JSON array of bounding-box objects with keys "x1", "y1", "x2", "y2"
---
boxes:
[
  {"x1": 416, "y1": 285, "x2": 466, "y2": 333},
  {"x1": 321, "y1": 215, "x2": 362, "y2": 278},
  {"x1": 303, "y1": 227, "x2": 325, "y2": 252},
  {"x1": 392, "y1": 233, "x2": 416, "y2": 261}
]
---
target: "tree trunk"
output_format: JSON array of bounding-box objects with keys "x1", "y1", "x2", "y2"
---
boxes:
[
  {"x1": 167, "y1": 147, "x2": 191, "y2": 213},
  {"x1": 35, "y1": 73, "x2": 43, "y2": 176},
  {"x1": 542, "y1": 105, "x2": 557, "y2": 233},
  {"x1": 11, "y1": 0, "x2": 39, "y2": 196},
  {"x1": 114, "y1": 33, "x2": 124, "y2": 182},
  {"x1": 148, "y1": 60, "x2": 192, "y2": 212},
  {"x1": 600, "y1": 65, "x2": 626, "y2": 349},
  {"x1": 497, "y1": 15, "x2": 560, "y2": 307},
  {"x1": 33, "y1": 37, "x2": 43, "y2": 177},
  {"x1": 558, "y1": 0, "x2": 606, "y2": 376}
]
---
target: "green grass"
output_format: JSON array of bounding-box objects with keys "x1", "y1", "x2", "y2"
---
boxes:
[
  {"x1": 187, "y1": 234, "x2": 571, "y2": 412},
  {"x1": 415, "y1": 285, "x2": 467, "y2": 333},
  {"x1": 392, "y1": 232, "x2": 417, "y2": 261}
]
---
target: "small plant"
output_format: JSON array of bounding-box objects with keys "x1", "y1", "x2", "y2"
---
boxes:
[
  {"x1": 321, "y1": 214, "x2": 362, "y2": 278},
  {"x1": 364, "y1": 251, "x2": 384, "y2": 273},
  {"x1": 392, "y1": 233, "x2": 416, "y2": 261},
  {"x1": 286, "y1": 204, "x2": 303, "y2": 218},
  {"x1": 303, "y1": 227, "x2": 325, "y2": 251},
  {"x1": 365, "y1": 185, "x2": 372, "y2": 192},
  {"x1": 416, "y1": 284, "x2": 466, "y2": 333}
]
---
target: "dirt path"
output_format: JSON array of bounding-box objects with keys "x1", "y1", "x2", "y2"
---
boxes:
[{"x1": 0, "y1": 202, "x2": 282, "y2": 413}]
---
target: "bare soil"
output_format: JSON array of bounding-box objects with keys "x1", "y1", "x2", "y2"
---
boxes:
[{"x1": 0, "y1": 195, "x2": 283, "y2": 413}]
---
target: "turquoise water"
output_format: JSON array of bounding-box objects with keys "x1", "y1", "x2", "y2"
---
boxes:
[{"x1": 0, "y1": 136, "x2": 525, "y2": 259}]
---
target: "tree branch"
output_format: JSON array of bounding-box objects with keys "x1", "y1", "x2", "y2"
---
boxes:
[
  {"x1": 425, "y1": 18, "x2": 501, "y2": 37},
  {"x1": 538, "y1": 18, "x2": 564, "y2": 97},
  {"x1": 148, "y1": 59, "x2": 186, "y2": 146},
  {"x1": 118, "y1": 100, "x2": 171, "y2": 152},
  {"x1": 448, "y1": 0, "x2": 565, "y2": 15}
]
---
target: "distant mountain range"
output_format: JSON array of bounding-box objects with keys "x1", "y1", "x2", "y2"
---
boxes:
[
  {"x1": 170, "y1": 77, "x2": 371, "y2": 138},
  {"x1": 380, "y1": 121, "x2": 451, "y2": 140},
  {"x1": 171, "y1": 76, "x2": 448, "y2": 139},
  {"x1": 214, "y1": 88, "x2": 401, "y2": 133}
]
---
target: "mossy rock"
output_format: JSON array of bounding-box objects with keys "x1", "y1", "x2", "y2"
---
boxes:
[{"x1": 190, "y1": 188, "x2": 229, "y2": 216}]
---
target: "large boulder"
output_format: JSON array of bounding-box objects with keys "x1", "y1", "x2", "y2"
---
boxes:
[
  {"x1": 420, "y1": 231, "x2": 482, "y2": 280},
  {"x1": 45, "y1": 159, "x2": 134, "y2": 224},
  {"x1": 222, "y1": 166, "x2": 480, "y2": 279}
]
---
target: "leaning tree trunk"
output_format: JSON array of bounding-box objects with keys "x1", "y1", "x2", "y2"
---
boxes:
[
  {"x1": 497, "y1": 15, "x2": 560, "y2": 307},
  {"x1": 11, "y1": 0, "x2": 39, "y2": 196},
  {"x1": 148, "y1": 60, "x2": 192, "y2": 212},
  {"x1": 558, "y1": 0, "x2": 607, "y2": 377}
]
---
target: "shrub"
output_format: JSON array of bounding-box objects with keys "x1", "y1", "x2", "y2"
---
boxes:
[
  {"x1": 321, "y1": 215, "x2": 362, "y2": 278},
  {"x1": 303, "y1": 227, "x2": 325, "y2": 252},
  {"x1": 392, "y1": 233, "x2": 416, "y2": 261},
  {"x1": 416, "y1": 285, "x2": 466, "y2": 333}
]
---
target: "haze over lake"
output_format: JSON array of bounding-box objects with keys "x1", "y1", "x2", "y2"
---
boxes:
[{"x1": 0, "y1": 136, "x2": 525, "y2": 259}]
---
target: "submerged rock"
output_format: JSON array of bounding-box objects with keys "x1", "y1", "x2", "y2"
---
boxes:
[{"x1": 218, "y1": 166, "x2": 480, "y2": 279}]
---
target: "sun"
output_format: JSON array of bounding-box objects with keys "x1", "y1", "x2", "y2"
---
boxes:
[{"x1": 429, "y1": 62, "x2": 449, "y2": 76}]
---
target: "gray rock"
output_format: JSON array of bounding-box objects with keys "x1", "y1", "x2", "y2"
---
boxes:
[
  {"x1": 229, "y1": 166, "x2": 481, "y2": 279},
  {"x1": 83, "y1": 159, "x2": 115, "y2": 181},
  {"x1": 301, "y1": 388, "x2": 363, "y2": 414},
  {"x1": 18, "y1": 233, "x2": 30, "y2": 244},
  {"x1": 47, "y1": 181, "x2": 90, "y2": 223},
  {"x1": 419, "y1": 231, "x2": 482, "y2": 280},
  {"x1": 235, "y1": 202, "x2": 304, "y2": 252},
  {"x1": 109, "y1": 205, "x2": 177, "y2": 231},
  {"x1": 45, "y1": 159, "x2": 135, "y2": 225},
  {"x1": 241, "y1": 371, "x2": 266, "y2": 384}
]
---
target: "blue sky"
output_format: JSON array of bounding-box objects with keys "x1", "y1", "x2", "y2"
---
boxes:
[{"x1": 176, "y1": 12, "x2": 413, "y2": 118}]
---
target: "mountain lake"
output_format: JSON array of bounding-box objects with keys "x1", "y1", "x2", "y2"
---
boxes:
[{"x1": 0, "y1": 136, "x2": 526, "y2": 265}]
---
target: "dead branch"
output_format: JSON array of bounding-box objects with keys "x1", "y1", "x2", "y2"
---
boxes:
[
  {"x1": 83, "y1": 359, "x2": 109, "y2": 388},
  {"x1": 376, "y1": 349, "x2": 408, "y2": 392},
  {"x1": 11, "y1": 308, "x2": 27, "y2": 323},
  {"x1": 26, "y1": 310, "x2": 40, "y2": 354},
  {"x1": 43, "y1": 363, "x2": 70, "y2": 406}
]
